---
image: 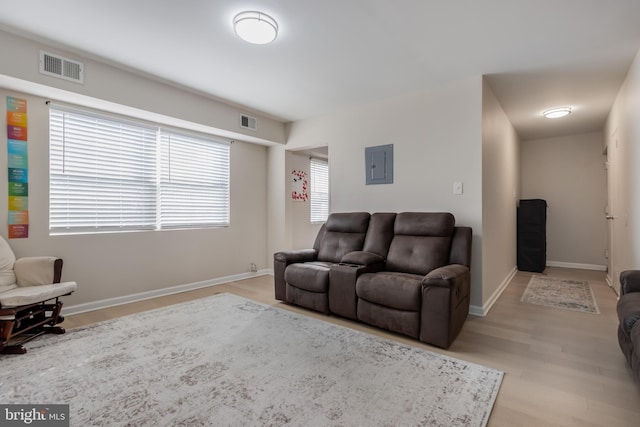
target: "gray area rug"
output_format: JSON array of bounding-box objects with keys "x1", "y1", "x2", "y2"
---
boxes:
[
  {"x1": 1, "y1": 293, "x2": 503, "y2": 426},
  {"x1": 521, "y1": 275, "x2": 600, "y2": 314}
]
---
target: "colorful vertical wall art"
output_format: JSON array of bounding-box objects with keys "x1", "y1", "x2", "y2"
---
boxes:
[{"x1": 6, "y1": 96, "x2": 29, "y2": 238}]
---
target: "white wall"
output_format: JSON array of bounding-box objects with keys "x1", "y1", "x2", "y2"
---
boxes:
[
  {"x1": 286, "y1": 152, "x2": 323, "y2": 249},
  {"x1": 481, "y1": 78, "x2": 520, "y2": 312},
  {"x1": 521, "y1": 132, "x2": 607, "y2": 268},
  {"x1": 1, "y1": 88, "x2": 269, "y2": 307},
  {"x1": 605, "y1": 47, "x2": 640, "y2": 285},
  {"x1": 0, "y1": 28, "x2": 286, "y2": 308},
  {"x1": 267, "y1": 145, "x2": 289, "y2": 260},
  {"x1": 0, "y1": 30, "x2": 286, "y2": 146},
  {"x1": 283, "y1": 77, "x2": 485, "y2": 306}
]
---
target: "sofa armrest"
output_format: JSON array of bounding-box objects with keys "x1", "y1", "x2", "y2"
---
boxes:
[
  {"x1": 340, "y1": 251, "x2": 385, "y2": 267},
  {"x1": 274, "y1": 249, "x2": 317, "y2": 264},
  {"x1": 14, "y1": 257, "x2": 63, "y2": 286},
  {"x1": 420, "y1": 264, "x2": 471, "y2": 348},
  {"x1": 422, "y1": 264, "x2": 470, "y2": 288},
  {"x1": 273, "y1": 249, "x2": 318, "y2": 301},
  {"x1": 620, "y1": 270, "x2": 640, "y2": 295}
]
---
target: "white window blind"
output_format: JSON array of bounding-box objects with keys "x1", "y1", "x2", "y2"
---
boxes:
[
  {"x1": 310, "y1": 158, "x2": 329, "y2": 223},
  {"x1": 49, "y1": 106, "x2": 231, "y2": 234},
  {"x1": 49, "y1": 108, "x2": 157, "y2": 233},
  {"x1": 159, "y1": 131, "x2": 230, "y2": 228}
]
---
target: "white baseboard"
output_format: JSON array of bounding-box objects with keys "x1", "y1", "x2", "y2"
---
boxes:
[
  {"x1": 62, "y1": 269, "x2": 272, "y2": 316},
  {"x1": 468, "y1": 305, "x2": 485, "y2": 317},
  {"x1": 66, "y1": 263, "x2": 604, "y2": 319},
  {"x1": 469, "y1": 266, "x2": 517, "y2": 317},
  {"x1": 546, "y1": 261, "x2": 607, "y2": 271},
  {"x1": 606, "y1": 274, "x2": 620, "y2": 297}
]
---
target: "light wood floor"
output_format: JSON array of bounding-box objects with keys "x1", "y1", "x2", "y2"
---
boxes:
[{"x1": 64, "y1": 267, "x2": 639, "y2": 426}]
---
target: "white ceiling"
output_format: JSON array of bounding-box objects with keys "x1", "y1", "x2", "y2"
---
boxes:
[{"x1": 1, "y1": 0, "x2": 639, "y2": 141}]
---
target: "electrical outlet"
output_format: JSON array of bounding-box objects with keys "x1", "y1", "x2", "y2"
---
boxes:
[
  {"x1": 453, "y1": 181, "x2": 463, "y2": 195},
  {"x1": 250, "y1": 262, "x2": 257, "y2": 272}
]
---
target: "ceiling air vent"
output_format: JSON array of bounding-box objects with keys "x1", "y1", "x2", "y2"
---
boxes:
[
  {"x1": 39, "y1": 51, "x2": 84, "y2": 84},
  {"x1": 240, "y1": 114, "x2": 257, "y2": 131}
]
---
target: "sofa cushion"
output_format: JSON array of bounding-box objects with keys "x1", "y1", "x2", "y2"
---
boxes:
[
  {"x1": 386, "y1": 236, "x2": 452, "y2": 276},
  {"x1": 357, "y1": 299, "x2": 420, "y2": 338},
  {"x1": 0, "y1": 281, "x2": 77, "y2": 308},
  {"x1": 394, "y1": 212, "x2": 454, "y2": 236},
  {"x1": 0, "y1": 235, "x2": 16, "y2": 287},
  {"x1": 0, "y1": 284, "x2": 17, "y2": 294},
  {"x1": 286, "y1": 284, "x2": 330, "y2": 313},
  {"x1": 317, "y1": 233, "x2": 367, "y2": 263},
  {"x1": 284, "y1": 262, "x2": 332, "y2": 293},
  {"x1": 385, "y1": 213, "x2": 454, "y2": 275},
  {"x1": 618, "y1": 292, "x2": 640, "y2": 337},
  {"x1": 14, "y1": 257, "x2": 59, "y2": 286},
  {"x1": 316, "y1": 212, "x2": 370, "y2": 263},
  {"x1": 356, "y1": 272, "x2": 423, "y2": 311},
  {"x1": 325, "y1": 212, "x2": 370, "y2": 233}
]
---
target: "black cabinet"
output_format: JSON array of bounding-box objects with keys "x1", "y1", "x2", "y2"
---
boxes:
[{"x1": 517, "y1": 199, "x2": 547, "y2": 272}]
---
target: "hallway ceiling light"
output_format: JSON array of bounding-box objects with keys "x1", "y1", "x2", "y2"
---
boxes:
[
  {"x1": 543, "y1": 107, "x2": 572, "y2": 119},
  {"x1": 233, "y1": 11, "x2": 278, "y2": 45}
]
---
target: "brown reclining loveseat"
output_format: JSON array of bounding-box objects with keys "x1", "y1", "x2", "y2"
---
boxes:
[{"x1": 274, "y1": 211, "x2": 472, "y2": 348}]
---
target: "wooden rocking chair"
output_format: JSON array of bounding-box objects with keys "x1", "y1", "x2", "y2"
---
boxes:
[{"x1": 0, "y1": 236, "x2": 77, "y2": 354}]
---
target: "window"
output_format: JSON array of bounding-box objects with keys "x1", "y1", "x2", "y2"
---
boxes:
[
  {"x1": 310, "y1": 158, "x2": 329, "y2": 223},
  {"x1": 49, "y1": 106, "x2": 230, "y2": 234},
  {"x1": 159, "y1": 131, "x2": 229, "y2": 229}
]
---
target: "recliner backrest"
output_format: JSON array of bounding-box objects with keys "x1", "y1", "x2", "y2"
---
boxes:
[
  {"x1": 386, "y1": 212, "x2": 455, "y2": 275},
  {"x1": 317, "y1": 212, "x2": 370, "y2": 263},
  {"x1": 362, "y1": 213, "x2": 397, "y2": 258},
  {"x1": 449, "y1": 226, "x2": 472, "y2": 268}
]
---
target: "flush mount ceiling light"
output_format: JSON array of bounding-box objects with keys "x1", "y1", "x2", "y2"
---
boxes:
[
  {"x1": 233, "y1": 11, "x2": 278, "y2": 44},
  {"x1": 543, "y1": 107, "x2": 572, "y2": 119}
]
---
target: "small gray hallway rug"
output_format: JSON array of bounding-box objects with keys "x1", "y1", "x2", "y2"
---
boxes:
[
  {"x1": 1, "y1": 293, "x2": 503, "y2": 426},
  {"x1": 521, "y1": 275, "x2": 600, "y2": 314}
]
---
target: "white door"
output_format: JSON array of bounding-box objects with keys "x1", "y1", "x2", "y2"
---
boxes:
[
  {"x1": 606, "y1": 129, "x2": 622, "y2": 295},
  {"x1": 605, "y1": 157, "x2": 616, "y2": 293}
]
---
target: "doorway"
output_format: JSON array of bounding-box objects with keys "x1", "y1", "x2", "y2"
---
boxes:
[
  {"x1": 606, "y1": 128, "x2": 623, "y2": 295},
  {"x1": 286, "y1": 146, "x2": 329, "y2": 249}
]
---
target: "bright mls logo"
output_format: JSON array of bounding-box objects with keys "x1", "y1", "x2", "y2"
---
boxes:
[{"x1": 1, "y1": 405, "x2": 69, "y2": 426}]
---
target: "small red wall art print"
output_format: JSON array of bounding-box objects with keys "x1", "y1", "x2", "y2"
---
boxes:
[{"x1": 291, "y1": 169, "x2": 308, "y2": 201}]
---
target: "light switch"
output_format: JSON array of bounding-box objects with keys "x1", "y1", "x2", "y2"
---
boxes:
[{"x1": 453, "y1": 181, "x2": 463, "y2": 195}]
